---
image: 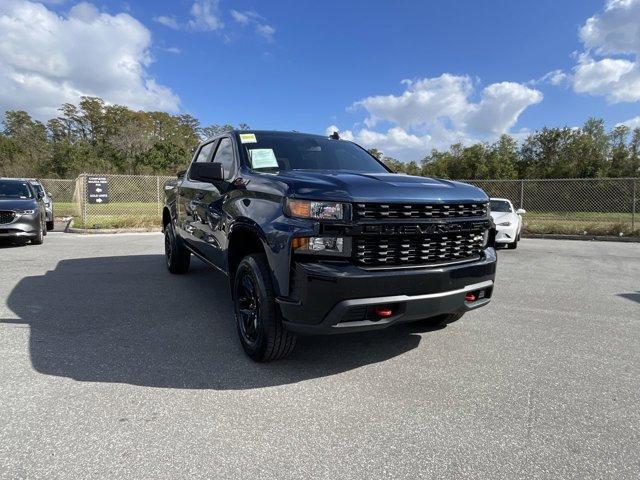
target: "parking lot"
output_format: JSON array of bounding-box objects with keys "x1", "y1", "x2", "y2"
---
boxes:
[{"x1": 1, "y1": 234, "x2": 639, "y2": 479}]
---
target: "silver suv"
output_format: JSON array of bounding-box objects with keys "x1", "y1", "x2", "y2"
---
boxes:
[
  {"x1": 0, "y1": 178, "x2": 47, "y2": 245},
  {"x1": 27, "y1": 179, "x2": 54, "y2": 230}
]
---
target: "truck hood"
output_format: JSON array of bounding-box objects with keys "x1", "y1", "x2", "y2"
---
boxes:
[
  {"x1": 0, "y1": 198, "x2": 37, "y2": 210},
  {"x1": 274, "y1": 171, "x2": 488, "y2": 203}
]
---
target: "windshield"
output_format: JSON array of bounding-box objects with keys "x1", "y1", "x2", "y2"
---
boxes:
[
  {"x1": 0, "y1": 180, "x2": 34, "y2": 199},
  {"x1": 490, "y1": 200, "x2": 512, "y2": 213},
  {"x1": 238, "y1": 132, "x2": 388, "y2": 174}
]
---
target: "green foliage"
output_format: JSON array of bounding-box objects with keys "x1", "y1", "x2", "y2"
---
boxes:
[
  {"x1": 2, "y1": 98, "x2": 639, "y2": 180},
  {"x1": 377, "y1": 119, "x2": 640, "y2": 179},
  {"x1": 0, "y1": 96, "x2": 248, "y2": 178}
]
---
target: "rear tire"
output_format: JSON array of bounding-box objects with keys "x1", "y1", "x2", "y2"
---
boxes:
[
  {"x1": 233, "y1": 253, "x2": 296, "y2": 362},
  {"x1": 164, "y1": 222, "x2": 190, "y2": 274}
]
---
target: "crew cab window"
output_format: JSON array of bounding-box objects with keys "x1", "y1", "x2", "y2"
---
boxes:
[
  {"x1": 195, "y1": 141, "x2": 215, "y2": 163},
  {"x1": 212, "y1": 138, "x2": 234, "y2": 179}
]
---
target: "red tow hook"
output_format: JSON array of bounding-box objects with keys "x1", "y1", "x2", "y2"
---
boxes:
[
  {"x1": 465, "y1": 292, "x2": 478, "y2": 302},
  {"x1": 373, "y1": 305, "x2": 394, "y2": 318}
]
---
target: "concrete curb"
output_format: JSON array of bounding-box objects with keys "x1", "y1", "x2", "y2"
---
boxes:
[
  {"x1": 62, "y1": 217, "x2": 160, "y2": 234},
  {"x1": 523, "y1": 233, "x2": 640, "y2": 243},
  {"x1": 65, "y1": 227, "x2": 161, "y2": 234}
]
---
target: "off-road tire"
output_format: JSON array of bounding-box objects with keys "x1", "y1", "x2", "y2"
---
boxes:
[
  {"x1": 164, "y1": 221, "x2": 190, "y2": 274},
  {"x1": 234, "y1": 253, "x2": 296, "y2": 362}
]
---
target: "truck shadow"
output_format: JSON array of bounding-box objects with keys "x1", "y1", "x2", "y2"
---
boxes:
[
  {"x1": 2, "y1": 255, "x2": 427, "y2": 390},
  {"x1": 617, "y1": 291, "x2": 640, "y2": 304}
]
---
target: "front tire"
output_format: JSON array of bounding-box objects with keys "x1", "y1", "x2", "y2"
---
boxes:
[
  {"x1": 46, "y1": 220, "x2": 54, "y2": 231},
  {"x1": 31, "y1": 223, "x2": 44, "y2": 245},
  {"x1": 233, "y1": 253, "x2": 296, "y2": 362},
  {"x1": 164, "y1": 222, "x2": 190, "y2": 274},
  {"x1": 507, "y1": 238, "x2": 518, "y2": 249}
]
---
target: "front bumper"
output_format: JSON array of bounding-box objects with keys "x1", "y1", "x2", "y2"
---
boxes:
[
  {"x1": 495, "y1": 224, "x2": 519, "y2": 244},
  {"x1": 277, "y1": 248, "x2": 497, "y2": 334},
  {"x1": 0, "y1": 215, "x2": 40, "y2": 238}
]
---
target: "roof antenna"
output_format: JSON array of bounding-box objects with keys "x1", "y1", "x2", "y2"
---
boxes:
[{"x1": 329, "y1": 131, "x2": 340, "y2": 140}]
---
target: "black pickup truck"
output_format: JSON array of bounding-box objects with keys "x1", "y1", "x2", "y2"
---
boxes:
[{"x1": 163, "y1": 130, "x2": 496, "y2": 361}]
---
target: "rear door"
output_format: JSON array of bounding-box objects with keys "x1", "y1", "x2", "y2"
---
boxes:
[{"x1": 176, "y1": 140, "x2": 217, "y2": 249}]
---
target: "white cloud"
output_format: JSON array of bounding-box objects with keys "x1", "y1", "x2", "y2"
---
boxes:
[
  {"x1": 530, "y1": 69, "x2": 570, "y2": 86},
  {"x1": 353, "y1": 75, "x2": 541, "y2": 134},
  {"x1": 153, "y1": 15, "x2": 179, "y2": 30},
  {"x1": 187, "y1": 0, "x2": 223, "y2": 32},
  {"x1": 230, "y1": 9, "x2": 250, "y2": 25},
  {"x1": 466, "y1": 82, "x2": 543, "y2": 134},
  {"x1": 335, "y1": 74, "x2": 541, "y2": 160},
  {"x1": 230, "y1": 9, "x2": 275, "y2": 42},
  {"x1": 0, "y1": 0, "x2": 179, "y2": 119},
  {"x1": 572, "y1": 0, "x2": 640, "y2": 102},
  {"x1": 616, "y1": 115, "x2": 640, "y2": 129},
  {"x1": 255, "y1": 23, "x2": 276, "y2": 42}
]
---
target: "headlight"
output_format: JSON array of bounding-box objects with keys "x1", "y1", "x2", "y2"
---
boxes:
[
  {"x1": 497, "y1": 221, "x2": 511, "y2": 226},
  {"x1": 45, "y1": 202, "x2": 51, "y2": 207},
  {"x1": 16, "y1": 209, "x2": 35, "y2": 215},
  {"x1": 292, "y1": 236, "x2": 350, "y2": 256},
  {"x1": 285, "y1": 199, "x2": 346, "y2": 220}
]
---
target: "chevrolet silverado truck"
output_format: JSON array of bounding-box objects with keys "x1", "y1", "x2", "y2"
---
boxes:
[{"x1": 162, "y1": 131, "x2": 497, "y2": 361}]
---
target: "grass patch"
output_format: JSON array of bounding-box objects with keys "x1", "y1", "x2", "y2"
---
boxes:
[{"x1": 524, "y1": 212, "x2": 638, "y2": 236}]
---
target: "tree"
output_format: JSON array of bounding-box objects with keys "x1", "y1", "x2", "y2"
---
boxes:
[{"x1": 368, "y1": 148, "x2": 383, "y2": 160}]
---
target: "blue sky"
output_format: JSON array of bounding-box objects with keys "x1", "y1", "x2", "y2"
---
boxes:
[{"x1": 1, "y1": 0, "x2": 640, "y2": 160}]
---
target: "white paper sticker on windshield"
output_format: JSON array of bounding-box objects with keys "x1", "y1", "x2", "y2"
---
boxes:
[
  {"x1": 239, "y1": 133, "x2": 257, "y2": 144},
  {"x1": 249, "y1": 148, "x2": 278, "y2": 169}
]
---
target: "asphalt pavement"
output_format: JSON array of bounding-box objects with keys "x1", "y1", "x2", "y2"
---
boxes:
[{"x1": 1, "y1": 233, "x2": 639, "y2": 479}]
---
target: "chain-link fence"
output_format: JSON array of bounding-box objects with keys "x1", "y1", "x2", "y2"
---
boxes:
[
  {"x1": 33, "y1": 175, "x2": 639, "y2": 236},
  {"x1": 465, "y1": 178, "x2": 639, "y2": 236},
  {"x1": 73, "y1": 174, "x2": 173, "y2": 229},
  {"x1": 39, "y1": 178, "x2": 80, "y2": 218}
]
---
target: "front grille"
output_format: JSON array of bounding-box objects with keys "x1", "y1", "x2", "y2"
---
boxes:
[
  {"x1": 354, "y1": 202, "x2": 487, "y2": 220},
  {"x1": 354, "y1": 231, "x2": 485, "y2": 267},
  {"x1": 0, "y1": 211, "x2": 16, "y2": 224}
]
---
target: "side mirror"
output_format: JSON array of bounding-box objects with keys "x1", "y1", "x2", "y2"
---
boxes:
[
  {"x1": 177, "y1": 169, "x2": 186, "y2": 179},
  {"x1": 47, "y1": 192, "x2": 53, "y2": 199},
  {"x1": 190, "y1": 162, "x2": 224, "y2": 183},
  {"x1": 516, "y1": 208, "x2": 526, "y2": 215},
  {"x1": 37, "y1": 191, "x2": 45, "y2": 199}
]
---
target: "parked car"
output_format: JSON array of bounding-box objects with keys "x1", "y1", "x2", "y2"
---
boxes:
[
  {"x1": 489, "y1": 198, "x2": 525, "y2": 249},
  {"x1": 163, "y1": 131, "x2": 497, "y2": 361},
  {"x1": 27, "y1": 179, "x2": 54, "y2": 230},
  {"x1": 0, "y1": 178, "x2": 47, "y2": 245}
]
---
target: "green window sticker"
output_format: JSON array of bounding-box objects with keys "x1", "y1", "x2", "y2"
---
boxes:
[{"x1": 248, "y1": 148, "x2": 279, "y2": 169}]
